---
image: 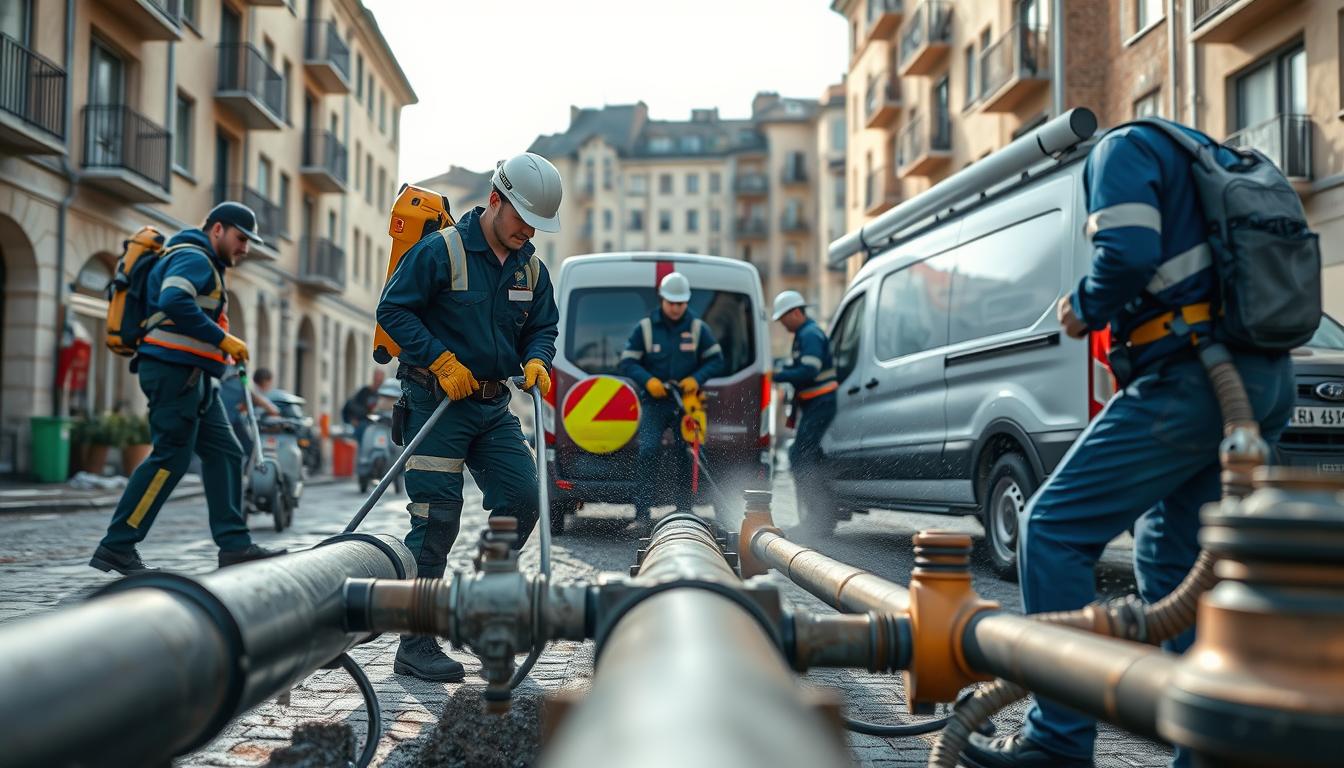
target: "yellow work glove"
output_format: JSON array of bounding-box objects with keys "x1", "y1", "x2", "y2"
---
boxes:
[
  {"x1": 645, "y1": 378, "x2": 668, "y2": 399},
  {"x1": 219, "y1": 333, "x2": 249, "y2": 363},
  {"x1": 429, "y1": 350, "x2": 480, "y2": 401},
  {"x1": 523, "y1": 359, "x2": 552, "y2": 397},
  {"x1": 680, "y1": 378, "x2": 699, "y2": 396}
]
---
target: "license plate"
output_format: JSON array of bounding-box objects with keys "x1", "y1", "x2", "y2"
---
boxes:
[
  {"x1": 375, "y1": 435, "x2": 387, "y2": 447},
  {"x1": 1291, "y1": 407, "x2": 1344, "y2": 429}
]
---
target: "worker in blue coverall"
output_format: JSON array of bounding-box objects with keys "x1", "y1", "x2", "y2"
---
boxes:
[
  {"x1": 617, "y1": 271, "x2": 725, "y2": 527},
  {"x1": 962, "y1": 121, "x2": 1295, "y2": 768},
  {"x1": 89, "y1": 202, "x2": 286, "y2": 576},
  {"x1": 376, "y1": 152, "x2": 561, "y2": 682},
  {"x1": 771, "y1": 290, "x2": 838, "y2": 533}
]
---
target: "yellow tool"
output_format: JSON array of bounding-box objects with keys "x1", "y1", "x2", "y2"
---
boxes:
[{"x1": 372, "y1": 185, "x2": 455, "y2": 364}]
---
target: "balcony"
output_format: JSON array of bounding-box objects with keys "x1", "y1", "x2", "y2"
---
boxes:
[
  {"x1": 863, "y1": 0, "x2": 904, "y2": 46},
  {"x1": 304, "y1": 20, "x2": 351, "y2": 94},
  {"x1": 780, "y1": 164, "x2": 808, "y2": 185},
  {"x1": 898, "y1": 0, "x2": 953, "y2": 77},
  {"x1": 864, "y1": 167, "x2": 899, "y2": 216},
  {"x1": 216, "y1": 44, "x2": 285, "y2": 130},
  {"x1": 577, "y1": 178, "x2": 595, "y2": 200},
  {"x1": 734, "y1": 217, "x2": 769, "y2": 239},
  {"x1": 98, "y1": 0, "x2": 181, "y2": 40},
  {"x1": 1191, "y1": 0, "x2": 1301, "y2": 44},
  {"x1": 223, "y1": 184, "x2": 283, "y2": 252},
  {"x1": 780, "y1": 261, "x2": 810, "y2": 278},
  {"x1": 734, "y1": 173, "x2": 769, "y2": 196},
  {"x1": 897, "y1": 113, "x2": 952, "y2": 178},
  {"x1": 1226, "y1": 114, "x2": 1313, "y2": 181},
  {"x1": 300, "y1": 130, "x2": 347, "y2": 193},
  {"x1": 297, "y1": 237, "x2": 346, "y2": 293},
  {"x1": 238, "y1": 0, "x2": 285, "y2": 6},
  {"x1": 780, "y1": 215, "x2": 809, "y2": 234},
  {"x1": 979, "y1": 24, "x2": 1051, "y2": 113},
  {"x1": 0, "y1": 35, "x2": 66, "y2": 154},
  {"x1": 865, "y1": 74, "x2": 901, "y2": 128},
  {"x1": 80, "y1": 105, "x2": 170, "y2": 204}
]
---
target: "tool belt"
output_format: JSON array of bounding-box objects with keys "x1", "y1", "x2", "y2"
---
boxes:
[
  {"x1": 398, "y1": 364, "x2": 509, "y2": 402},
  {"x1": 1126, "y1": 303, "x2": 1212, "y2": 348}
]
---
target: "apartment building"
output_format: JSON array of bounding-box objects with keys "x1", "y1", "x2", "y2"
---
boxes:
[
  {"x1": 814, "y1": 83, "x2": 849, "y2": 319},
  {"x1": 0, "y1": 0, "x2": 414, "y2": 474},
  {"x1": 831, "y1": 0, "x2": 1343, "y2": 318}
]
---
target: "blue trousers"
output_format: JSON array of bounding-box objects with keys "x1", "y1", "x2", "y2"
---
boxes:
[
  {"x1": 401, "y1": 383, "x2": 538, "y2": 580},
  {"x1": 634, "y1": 397, "x2": 695, "y2": 516},
  {"x1": 789, "y1": 396, "x2": 836, "y2": 520},
  {"x1": 1019, "y1": 353, "x2": 1294, "y2": 764},
  {"x1": 101, "y1": 359, "x2": 251, "y2": 553}
]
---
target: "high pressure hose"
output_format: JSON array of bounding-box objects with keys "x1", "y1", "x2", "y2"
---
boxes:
[
  {"x1": 509, "y1": 379, "x2": 553, "y2": 691},
  {"x1": 928, "y1": 341, "x2": 1268, "y2": 768}
]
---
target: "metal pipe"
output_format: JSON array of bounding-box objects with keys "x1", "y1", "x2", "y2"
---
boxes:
[
  {"x1": 51, "y1": 0, "x2": 78, "y2": 417},
  {"x1": 751, "y1": 528, "x2": 909, "y2": 614},
  {"x1": 1050, "y1": 0, "x2": 1064, "y2": 117},
  {"x1": 0, "y1": 534, "x2": 414, "y2": 768},
  {"x1": 827, "y1": 108, "x2": 1097, "y2": 266}
]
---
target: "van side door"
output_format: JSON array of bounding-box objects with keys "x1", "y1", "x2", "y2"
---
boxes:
[{"x1": 819, "y1": 285, "x2": 871, "y2": 499}]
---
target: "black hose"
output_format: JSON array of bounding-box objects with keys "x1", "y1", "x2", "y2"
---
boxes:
[
  {"x1": 337, "y1": 654, "x2": 381, "y2": 768},
  {"x1": 844, "y1": 713, "x2": 951, "y2": 737}
]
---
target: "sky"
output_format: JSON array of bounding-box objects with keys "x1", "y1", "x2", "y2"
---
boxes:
[{"x1": 361, "y1": 0, "x2": 849, "y2": 184}]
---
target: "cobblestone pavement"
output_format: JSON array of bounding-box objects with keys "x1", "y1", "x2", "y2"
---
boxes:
[{"x1": 0, "y1": 471, "x2": 1170, "y2": 767}]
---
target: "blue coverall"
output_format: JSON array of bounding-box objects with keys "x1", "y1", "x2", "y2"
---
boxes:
[
  {"x1": 1015, "y1": 121, "x2": 1296, "y2": 766},
  {"x1": 99, "y1": 229, "x2": 253, "y2": 555},
  {"x1": 617, "y1": 308, "x2": 724, "y2": 516},
  {"x1": 774, "y1": 317, "x2": 837, "y2": 525},
  {"x1": 376, "y1": 207, "x2": 558, "y2": 579}
]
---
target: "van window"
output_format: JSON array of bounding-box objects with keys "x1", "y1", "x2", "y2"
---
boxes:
[
  {"x1": 830, "y1": 292, "x2": 867, "y2": 382},
  {"x1": 566, "y1": 287, "x2": 756, "y2": 377},
  {"x1": 948, "y1": 211, "x2": 1063, "y2": 344},
  {"x1": 875, "y1": 256, "x2": 952, "y2": 361},
  {"x1": 1308, "y1": 314, "x2": 1344, "y2": 350}
]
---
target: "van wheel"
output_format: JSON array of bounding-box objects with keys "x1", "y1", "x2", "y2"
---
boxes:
[{"x1": 981, "y1": 453, "x2": 1035, "y2": 581}]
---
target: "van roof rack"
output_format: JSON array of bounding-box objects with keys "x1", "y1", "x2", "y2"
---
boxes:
[{"x1": 827, "y1": 107, "x2": 1098, "y2": 267}]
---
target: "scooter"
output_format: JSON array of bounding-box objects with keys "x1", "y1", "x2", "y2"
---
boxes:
[
  {"x1": 240, "y1": 366, "x2": 298, "y2": 532},
  {"x1": 269, "y1": 389, "x2": 321, "y2": 474},
  {"x1": 356, "y1": 378, "x2": 405, "y2": 494}
]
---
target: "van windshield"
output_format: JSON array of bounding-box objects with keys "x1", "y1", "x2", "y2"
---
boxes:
[
  {"x1": 565, "y1": 287, "x2": 756, "y2": 376},
  {"x1": 1307, "y1": 314, "x2": 1344, "y2": 350}
]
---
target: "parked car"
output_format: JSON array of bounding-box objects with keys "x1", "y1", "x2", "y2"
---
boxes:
[
  {"x1": 545, "y1": 252, "x2": 773, "y2": 534},
  {"x1": 1280, "y1": 314, "x2": 1344, "y2": 474}
]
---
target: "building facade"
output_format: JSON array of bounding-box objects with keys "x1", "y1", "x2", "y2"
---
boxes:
[
  {"x1": 0, "y1": 0, "x2": 414, "y2": 474},
  {"x1": 831, "y1": 0, "x2": 1343, "y2": 318}
]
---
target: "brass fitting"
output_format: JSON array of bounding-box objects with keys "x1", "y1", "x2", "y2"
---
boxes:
[
  {"x1": 905, "y1": 531, "x2": 999, "y2": 708},
  {"x1": 738, "y1": 489, "x2": 781, "y2": 578}
]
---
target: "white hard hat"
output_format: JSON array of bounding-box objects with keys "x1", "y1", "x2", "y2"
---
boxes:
[
  {"x1": 491, "y1": 152, "x2": 563, "y2": 233},
  {"x1": 659, "y1": 272, "x2": 692, "y2": 303},
  {"x1": 771, "y1": 290, "x2": 808, "y2": 321}
]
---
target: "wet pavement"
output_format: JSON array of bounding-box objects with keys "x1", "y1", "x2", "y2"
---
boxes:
[{"x1": 0, "y1": 469, "x2": 1170, "y2": 767}]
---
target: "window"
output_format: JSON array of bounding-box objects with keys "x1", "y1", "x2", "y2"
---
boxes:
[
  {"x1": 628, "y1": 210, "x2": 645, "y2": 231},
  {"x1": 686, "y1": 173, "x2": 700, "y2": 194},
  {"x1": 1133, "y1": 90, "x2": 1161, "y2": 118},
  {"x1": 378, "y1": 167, "x2": 387, "y2": 211},
  {"x1": 947, "y1": 210, "x2": 1063, "y2": 344},
  {"x1": 173, "y1": 91, "x2": 194, "y2": 172},
  {"x1": 257, "y1": 155, "x2": 273, "y2": 199},
  {"x1": 963, "y1": 44, "x2": 977, "y2": 109},
  {"x1": 783, "y1": 243, "x2": 797, "y2": 265},
  {"x1": 392, "y1": 110, "x2": 399, "y2": 147},
  {"x1": 709, "y1": 172, "x2": 721, "y2": 193},
  {"x1": 1233, "y1": 43, "x2": 1307, "y2": 177},
  {"x1": 378, "y1": 89, "x2": 386, "y2": 133},
  {"x1": 565, "y1": 287, "x2": 756, "y2": 376},
  {"x1": 602, "y1": 209, "x2": 613, "y2": 231},
  {"x1": 365, "y1": 235, "x2": 374, "y2": 286},
  {"x1": 648, "y1": 136, "x2": 673, "y2": 153},
  {"x1": 1307, "y1": 314, "x2": 1344, "y2": 350},
  {"x1": 833, "y1": 176, "x2": 845, "y2": 209},
  {"x1": 658, "y1": 210, "x2": 672, "y2": 233},
  {"x1": 367, "y1": 77, "x2": 374, "y2": 118},
  {"x1": 686, "y1": 210, "x2": 699, "y2": 232},
  {"x1": 934, "y1": 76, "x2": 951, "y2": 148},
  {"x1": 830, "y1": 293, "x2": 867, "y2": 383},
  {"x1": 355, "y1": 54, "x2": 364, "y2": 102},
  {"x1": 365, "y1": 155, "x2": 373, "y2": 204},
  {"x1": 875, "y1": 260, "x2": 952, "y2": 361},
  {"x1": 262, "y1": 38, "x2": 275, "y2": 65},
  {"x1": 354, "y1": 141, "x2": 361, "y2": 190},
  {"x1": 628, "y1": 174, "x2": 647, "y2": 195},
  {"x1": 352, "y1": 227, "x2": 361, "y2": 280},
  {"x1": 181, "y1": 0, "x2": 197, "y2": 29},
  {"x1": 278, "y1": 173, "x2": 290, "y2": 236},
  {"x1": 1132, "y1": 0, "x2": 1164, "y2": 36},
  {"x1": 282, "y1": 59, "x2": 292, "y2": 123},
  {"x1": 830, "y1": 116, "x2": 845, "y2": 152},
  {"x1": 658, "y1": 173, "x2": 673, "y2": 194},
  {"x1": 710, "y1": 208, "x2": 721, "y2": 232}
]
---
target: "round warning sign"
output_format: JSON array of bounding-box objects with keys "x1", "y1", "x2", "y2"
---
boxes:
[{"x1": 561, "y1": 375, "x2": 641, "y2": 454}]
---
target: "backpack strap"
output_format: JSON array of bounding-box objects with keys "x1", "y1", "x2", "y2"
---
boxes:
[
  {"x1": 437, "y1": 227, "x2": 469, "y2": 291},
  {"x1": 523, "y1": 255, "x2": 541, "y2": 291},
  {"x1": 1124, "y1": 117, "x2": 1227, "y2": 173},
  {"x1": 143, "y1": 244, "x2": 223, "y2": 331},
  {"x1": 639, "y1": 317, "x2": 653, "y2": 353}
]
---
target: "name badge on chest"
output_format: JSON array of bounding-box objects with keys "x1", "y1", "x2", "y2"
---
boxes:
[{"x1": 508, "y1": 289, "x2": 533, "y2": 302}]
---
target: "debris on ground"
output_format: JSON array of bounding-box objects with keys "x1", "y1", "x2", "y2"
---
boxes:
[
  {"x1": 382, "y1": 686, "x2": 542, "y2": 768},
  {"x1": 265, "y1": 722, "x2": 354, "y2": 767}
]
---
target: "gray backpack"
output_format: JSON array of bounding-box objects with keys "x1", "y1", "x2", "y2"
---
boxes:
[{"x1": 1134, "y1": 118, "x2": 1321, "y2": 351}]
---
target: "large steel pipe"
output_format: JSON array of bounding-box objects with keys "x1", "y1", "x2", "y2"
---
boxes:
[
  {"x1": 0, "y1": 533, "x2": 414, "y2": 768},
  {"x1": 544, "y1": 516, "x2": 853, "y2": 768},
  {"x1": 751, "y1": 528, "x2": 910, "y2": 614}
]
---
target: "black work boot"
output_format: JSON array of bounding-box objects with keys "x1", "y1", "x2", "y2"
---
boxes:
[
  {"x1": 89, "y1": 545, "x2": 158, "y2": 576},
  {"x1": 394, "y1": 635, "x2": 466, "y2": 682},
  {"x1": 218, "y1": 543, "x2": 288, "y2": 568},
  {"x1": 961, "y1": 733, "x2": 1094, "y2": 768}
]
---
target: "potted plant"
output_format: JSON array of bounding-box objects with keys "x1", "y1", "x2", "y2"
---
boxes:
[
  {"x1": 120, "y1": 413, "x2": 152, "y2": 476},
  {"x1": 72, "y1": 413, "x2": 120, "y2": 476}
]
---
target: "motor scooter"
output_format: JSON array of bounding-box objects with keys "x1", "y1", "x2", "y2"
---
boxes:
[
  {"x1": 356, "y1": 378, "x2": 405, "y2": 494},
  {"x1": 268, "y1": 390, "x2": 322, "y2": 474},
  {"x1": 239, "y1": 367, "x2": 299, "y2": 531}
]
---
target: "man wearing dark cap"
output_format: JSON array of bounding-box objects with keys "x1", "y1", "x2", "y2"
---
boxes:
[{"x1": 90, "y1": 202, "x2": 285, "y2": 575}]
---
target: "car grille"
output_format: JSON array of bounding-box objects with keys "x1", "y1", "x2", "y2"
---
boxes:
[{"x1": 1280, "y1": 430, "x2": 1344, "y2": 449}]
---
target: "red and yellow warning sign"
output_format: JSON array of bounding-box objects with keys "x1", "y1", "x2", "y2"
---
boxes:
[{"x1": 562, "y1": 376, "x2": 642, "y2": 454}]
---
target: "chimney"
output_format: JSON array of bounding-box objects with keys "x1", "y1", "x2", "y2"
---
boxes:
[
  {"x1": 751, "y1": 91, "x2": 780, "y2": 118},
  {"x1": 691, "y1": 108, "x2": 719, "y2": 123}
]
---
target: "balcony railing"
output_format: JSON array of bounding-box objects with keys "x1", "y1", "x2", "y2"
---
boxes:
[
  {"x1": 300, "y1": 129, "x2": 347, "y2": 191},
  {"x1": 81, "y1": 105, "x2": 170, "y2": 189},
  {"x1": 1191, "y1": 0, "x2": 1298, "y2": 43},
  {"x1": 217, "y1": 43, "x2": 285, "y2": 128},
  {"x1": 0, "y1": 34, "x2": 66, "y2": 145},
  {"x1": 897, "y1": 113, "x2": 952, "y2": 176},
  {"x1": 865, "y1": 74, "x2": 901, "y2": 126},
  {"x1": 979, "y1": 23, "x2": 1051, "y2": 111},
  {"x1": 780, "y1": 261, "x2": 810, "y2": 277},
  {"x1": 1226, "y1": 113, "x2": 1313, "y2": 180},
  {"x1": 780, "y1": 215, "x2": 809, "y2": 233},
  {"x1": 865, "y1": 167, "x2": 899, "y2": 214},
  {"x1": 780, "y1": 164, "x2": 808, "y2": 184},
  {"x1": 898, "y1": 0, "x2": 953, "y2": 76},
  {"x1": 298, "y1": 237, "x2": 346, "y2": 293},
  {"x1": 224, "y1": 184, "x2": 283, "y2": 246},
  {"x1": 864, "y1": 0, "x2": 904, "y2": 40},
  {"x1": 734, "y1": 217, "x2": 769, "y2": 237},
  {"x1": 734, "y1": 173, "x2": 769, "y2": 195},
  {"x1": 303, "y1": 19, "x2": 351, "y2": 92}
]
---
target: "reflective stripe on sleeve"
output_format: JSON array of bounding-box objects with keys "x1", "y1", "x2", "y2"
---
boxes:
[
  {"x1": 160, "y1": 276, "x2": 198, "y2": 296},
  {"x1": 621, "y1": 350, "x2": 644, "y2": 361},
  {"x1": 1085, "y1": 203, "x2": 1162, "y2": 240},
  {"x1": 799, "y1": 354, "x2": 823, "y2": 370},
  {"x1": 1145, "y1": 243, "x2": 1212, "y2": 294}
]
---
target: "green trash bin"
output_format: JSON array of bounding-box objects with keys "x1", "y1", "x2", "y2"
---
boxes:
[{"x1": 30, "y1": 416, "x2": 72, "y2": 484}]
